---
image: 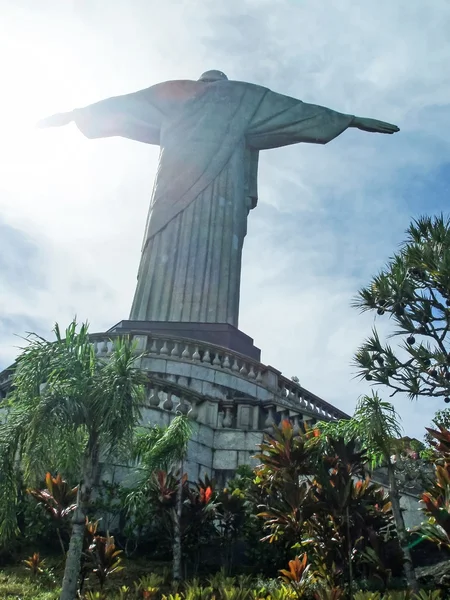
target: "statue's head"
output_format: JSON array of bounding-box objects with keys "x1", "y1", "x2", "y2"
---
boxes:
[{"x1": 198, "y1": 70, "x2": 228, "y2": 82}]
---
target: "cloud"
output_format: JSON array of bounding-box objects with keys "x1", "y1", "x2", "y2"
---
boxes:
[
  {"x1": 1, "y1": 0, "x2": 450, "y2": 439},
  {"x1": 0, "y1": 218, "x2": 45, "y2": 293}
]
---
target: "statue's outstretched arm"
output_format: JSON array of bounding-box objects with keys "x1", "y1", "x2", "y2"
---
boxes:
[
  {"x1": 350, "y1": 116, "x2": 399, "y2": 134},
  {"x1": 37, "y1": 112, "x2": 74, "y2": 128}
]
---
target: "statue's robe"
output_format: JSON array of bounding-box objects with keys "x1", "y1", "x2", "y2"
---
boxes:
[{"x1": 74, "y1": 80, "x2": 353, "y2": 326}]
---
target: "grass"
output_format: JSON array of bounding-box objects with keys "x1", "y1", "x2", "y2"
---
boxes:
[
  {"x1": 0, "y1": 570, "x2": 61, "y2": 599},
  {"x1": 0, "y1": 556, "x2": 171, "y2": 599}
]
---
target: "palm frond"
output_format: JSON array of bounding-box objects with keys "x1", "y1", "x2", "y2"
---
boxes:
[{"x1": 137, "y1": 415, "x2": 193, "y2": 475}]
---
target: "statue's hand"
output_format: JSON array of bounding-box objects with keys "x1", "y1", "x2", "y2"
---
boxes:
[
  {"x1": 352, "y1": 116, "x2": 400, "y2": 134},
  {"x1": 37, "y1": 111, "x2": 74, "y2": 129}
]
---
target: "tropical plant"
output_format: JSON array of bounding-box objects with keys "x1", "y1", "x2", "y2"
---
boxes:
[
  {"x1": 353, "y1": 593, "x2": 382, "y2": 600},
  {"x1": 84, "y1": 591, "x2": 106, "y2": 600},
  {"x1": 78, "y1": 518, "x2": 102, "y2": 593},
  {"x1": 128, "y1": 414, "x2": 193, "y2": 581},
  {"x1": 414, "y1": 425, "x2": 450, "y2": 550},
  {"x1": 216, "y1": 485, "x2": 247, "y2": 573},
  {"x1": 219, "y1": 586, "x2": 252, "y2": 600},
  {"x1": 162, "y1": 594, "x2": 184, "y2": 600},
  {"x1": 425, "y1": 409, "x2": 450, "y2": 447},
  {"x1": 313, "y1": 587, "x2": 344, "y2": 600},
  {"x1": 279, "y1": 554, "x2": 311, "y2": 597},
  {"x1": 134, "y1": 573, "x2": 164, "y2": 599},
  {"x1": 0, "y1": 321, "x2": 148, "y2": 600},
  {"x1": 118, "y1": 585, "x2": 132, "y2": 600},
  {"x1": 318, "y1": 393, "x2": 418, "y2": 592},
  {"x1": 254, "y1": 420, "x2": 317, "y2": 547},
  {"x1": 23, "y1": 551, "x2": 47, "y2": 576},
  {"x1": 414, "y1": 591, "x2": 441, "y2": 600},
  {"x1": 255, "y1": 420, "x2": 395, "y2": 590},
  {"x1": 309, "y1": 436, "x2": 394, "y2": 590},
  {"x1": 264, "y1": 583, "x2": 295, "y2": 600},
  {"x1": 28, "y1": 472, "x2": 78, "y2": 555},
  {"x1": 184, "y1": 579, "x2": 214, "y2": 600},
  {"x1": 206, "y1": 567, "x2": 236, "y2": 594},
  {"x1": 353, "y1": 214, "x2": 450, "y2": 402},
  {"x1": 183, "y1": 475, "x2": 219, "y2": 574},
  {"x1": 224, "y1": 466, "x2": 290, "y2": 576},
  {"x1": 87, "y1": 533, "x2": 124, "y2": 589},
  {"x1": 28, "y1": 472, "x2": 78, "y2": 521}
]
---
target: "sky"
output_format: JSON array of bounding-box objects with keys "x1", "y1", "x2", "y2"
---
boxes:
[{"x1": 1, "y1": 0, "x2": 450, "y2": 440}]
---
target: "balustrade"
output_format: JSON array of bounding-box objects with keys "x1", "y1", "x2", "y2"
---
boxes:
[{"x1": 0, "y1": 331, "x2": 349, "y2": 428}]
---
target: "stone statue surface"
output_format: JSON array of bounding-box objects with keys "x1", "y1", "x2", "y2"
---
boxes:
[{"x1": 39, "y1": 70, "x2": 399, "y2": 327}]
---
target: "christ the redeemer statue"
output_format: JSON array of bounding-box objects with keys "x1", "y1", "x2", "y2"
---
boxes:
[{"x1": 39, "y1": 70, "x2": 399, "y2": 327}]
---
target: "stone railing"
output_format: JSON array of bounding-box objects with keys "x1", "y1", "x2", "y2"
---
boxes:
[
  {"x1": 91, "y1": 333, "x2": 265, "y2": 380},
  {"x1": 277, "y1": 375, "x2": 347, "y2": 421},
  {"x1": 89, "y1": 330, "x2": 349, "y2": 422},
  {"x1": 0, "y1": 330, "x2": 349, "y2": 425}
]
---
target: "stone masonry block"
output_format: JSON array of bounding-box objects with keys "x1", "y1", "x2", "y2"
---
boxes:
[
  {"x1": 214, "y1": 430, "x2": 247, "y2": 451},
  {"x1": 214, "y1": 370, "x2": 236, "y2": 388},
  {"x1": 256, "y1": 386, "x2": 272, "y2": 401},
  {"x1": 233, "y1": 378, "x2": 258, "y2": 398},
  {"x1": 244, "y1": 431, "x2": 263, "y2": 452},
  {"x1": 213, "y1": 449, "x2": 238, "y2": 470},
  {"x1": 143, "y1": 408, "x2": 172, "y2": 427},
  {"x1": 199, "y1": 401, "x2": 218, "y2": 427},
  {"x1": 209, "y1": 385, "x2": 228, "y2": 401},
  {"x1": 188, "y1": 440, "x2": 213, "y2": 469},
  {"x1": 166, "y1": 361, "x2": 192, "y2": 378},
  {"x1": 238, "y1": 450, "x2": 251, "y2": 466},
  {"x1": 237, "y1": 405, "x2": 252, "y2": 429},
  {"x1": 141, "y1": 357, "x2": 167, "y2": 374},
  {"x1": 248, "y1": 454, "x2": 260, "y2": 467},
  {"x1": 185, "y1": 459, "x2": 200, "y2": 483},
  {"x1": 191, "y1": 364, "x2": 215, "y2": 383},
  {"x1": 193, "y1": 423, "x2": 215, "y2": 447},
  {"x1": 201, "y1": 381, "x2": 217, "y2": 397},
  {"x1": 189, "y1": 378, "x2": 203, "y2": 393},
  {"x1": 198, "y1": 464, "x2": 213, "y2": 480}
]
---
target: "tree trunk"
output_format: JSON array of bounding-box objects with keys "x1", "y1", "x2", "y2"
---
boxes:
[
  {"x1": 346, "y1": 505, "x2": 354, "y2": 594},
  {"x1": 56, "y1": 527, "x2": 66, "y2": 558},
  {"x1": 387, "y1": 462, "x2": 418, "y2": 593},
  {"x1": 59, "y1": 507, "x2": 86, "y2": 600},
  {"x1": 172, "y1": 460, "x2": 184, "y2": 582},
  {"x1": 60, "y1": 438, "x2": 100, "y2": 600}
]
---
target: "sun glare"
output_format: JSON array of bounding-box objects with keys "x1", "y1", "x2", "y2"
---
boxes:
[{"x1": 0, "y1": 23, "x2": 100, "y2": 227}]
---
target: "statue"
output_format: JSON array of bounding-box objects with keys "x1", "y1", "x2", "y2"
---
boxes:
[{"x1": 39, "y1": 70, "x2": 399, "y2": 327}]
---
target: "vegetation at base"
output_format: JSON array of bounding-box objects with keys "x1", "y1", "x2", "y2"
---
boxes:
[
  {"x1": 412, "y1": 424, "x2": 450, "y2": 550},
  {"x1": 0, "y1": 563, "x2": 446, "y2": 600},
  {"x1": 318, "y1": 393, "x2": 418, "y2": 591},
  {"x1": 0, "y1": 571, "x2": 60, "y2": 600},
  {"x1": 2, "y1": 416, "x2": 449, "y2": 598}
]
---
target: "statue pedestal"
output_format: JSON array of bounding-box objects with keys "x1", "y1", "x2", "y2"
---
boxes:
[{"x1": 107, "y1": 320, "x2": 261, "y2": 361}]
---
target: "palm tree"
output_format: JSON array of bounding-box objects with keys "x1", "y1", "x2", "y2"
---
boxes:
[
  {"x1": 130, "y1": 413, "x2": 192, "y2": 581},
  {"x1": 319, "y1": 392, "x2": 419, "y2": 592},
  {"x1": 0, "y1": 321, "x2": 148, "y2": 600}
]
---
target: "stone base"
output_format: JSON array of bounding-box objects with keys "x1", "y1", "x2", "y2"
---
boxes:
[{"x1": 107, "y1": 320, "x2": 261, "y2": 361}]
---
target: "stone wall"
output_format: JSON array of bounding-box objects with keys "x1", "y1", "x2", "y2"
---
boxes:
[{"x1": 128, "y1": 405, "x2": 263, "y2": 483}]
